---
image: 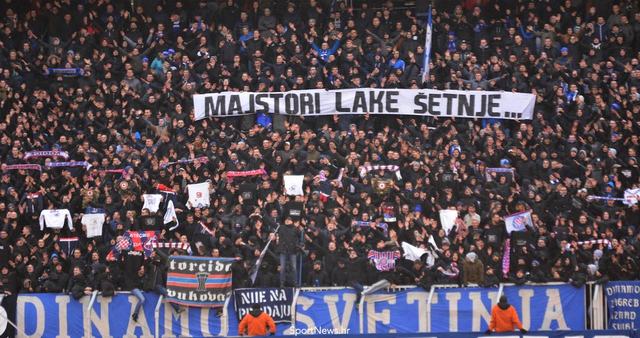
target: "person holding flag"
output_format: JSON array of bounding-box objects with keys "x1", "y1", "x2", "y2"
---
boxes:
[
  {"x1": 421, "y1": 4, "x2": 432, "y2": 84},
  {"x1": 504, "y1": 210, "x2": 534, "y2": 234}
]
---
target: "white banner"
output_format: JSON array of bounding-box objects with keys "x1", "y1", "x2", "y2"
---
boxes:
[
  {"x1": 401, "y1": 242, "x2": 427, "y2": 261},
  {"x1": 623, "y1": 188, "x2": 640, "y2": 206},
  {"x1": 81, "y1": 213, "x2": 105, "y2": 238},
  {"x1": 439, "y1": 209, "x2": 459, "y2": 235},
  {"x1": 187, "y1": 182, "x2": 210, "y2": 209},
  {"x1": 142, "y1": 194, "x2": 162, "y2": 213},
  {"x1": 164, "y1": 200, "x2": 179, "y2": 231},
  {"x1": 283, "y1": 175, "x2": 304, "y2": 196},
  {"x1": 193, "y1": 88, "x2": 535, "y2": 121}
]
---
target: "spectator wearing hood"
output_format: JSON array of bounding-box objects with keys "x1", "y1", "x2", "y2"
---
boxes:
[
  {"x1": 462, "y1": 252, "x2": 484, "y2": 285},
  {"x1": 486, "y1": 295, "x2": 527, "y2": 334},
  {"x1": 306, "y1": 260, "x2": 330, "y2": 287},
  {"x1": 238, "y1": 303, "x2": 276, "y2": 336}
]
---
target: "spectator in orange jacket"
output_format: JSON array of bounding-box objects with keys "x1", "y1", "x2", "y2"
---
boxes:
[
  {"x1": 486, "y1": 296, "x2": 527, "y2": 334},
  {"x1": 239, "y1": 304, "x2": 276, "y2": 336}
]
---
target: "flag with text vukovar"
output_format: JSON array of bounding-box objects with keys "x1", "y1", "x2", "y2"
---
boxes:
[{"x1": 166, "y1": 256, "x2": 234, "y2": 307}]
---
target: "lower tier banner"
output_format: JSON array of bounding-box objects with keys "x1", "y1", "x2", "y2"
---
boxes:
[
  {"x1": 605, "y1": 281, "x2": 640, "y2": 330},
  {"x1": 292, "y1": 284, "x2": 585, "y2": 334},
  {"x1": 166, "y1": 256, "x2": 234, "y2": 307},
  {"x1": 234, "y1": 287, "x2": 294, "y2": 323},
  {"x1": 289, "y1": 331, "x2": 634, "y2": 338},
  {"x1": 16, "y1": 284, "x2": 585, "y2": 337}
]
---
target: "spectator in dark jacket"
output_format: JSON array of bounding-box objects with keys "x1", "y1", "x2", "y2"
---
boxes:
[
  {"x1": 67, "y1": 266, "x2": 90, "y2": 300},
  {"x1": 130, "y1": 265, "x2": 154, "y2": 322},
  {"x1": 276, "y1": 217, "x2": 301, "y2": 287},
  {"x1": 42, "y1": 262, "x2": 69, "y2": 293},
  {"x1": 306, "y1": 260, "x2": 329, "y2": 287},
  {"x1": 331, "y1": 258, "x2": 349, "y2": 286}
]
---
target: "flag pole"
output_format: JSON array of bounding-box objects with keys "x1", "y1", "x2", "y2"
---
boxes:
[
  {"x1": 421, "y1": 4, "x2": 433, "y2": 84},
  {"x1": 249, "y1": 224, "x2": 280, "y2": 285}
]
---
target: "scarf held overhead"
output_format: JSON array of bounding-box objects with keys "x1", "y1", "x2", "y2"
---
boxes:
[
  {"x1": 3, "y1": 164, "x2": 42, "y2": 171},
  {"x1": 45, "y1": 161, "x2": 91, "y2": 169},
  {"x1": 24, "y1": 150, "x2": 69, "y2": 160},
  {"x1": 99, "y1": 169, "x2": 126, "y2": 175},
  {"x1": 502, "y1": 238, "x2": 511, "y2": 278},
  {"x1": 359, "y1": 165, "x2": 402, "y2": 180},
  {"x1": 575, "y1": 239, "x2": 612, "y2": 249},
  {"x1": 45, "y1": 68, "x2": 84, "y2": 76},
  {"x1": 152, "y1": 241, "x2": 191, "y2": 254},
  {"x1": 226, "y1": 168, "x2": 266, "y2": 181},
  {"x1": 160, "y1": 156, "x2": 209, "y2": 169},
  {"x1": 367, "y1": 250, "x2": 401, "y2": 271},
  {"x1": 586, "y1": 192, "x2": 639, "y2": 206}
]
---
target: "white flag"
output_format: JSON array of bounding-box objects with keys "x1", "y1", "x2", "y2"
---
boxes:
[
  {"x1": 164, "y1": 200, "x2": 179, "y2": 231},
  {"x1": 39, "y1": 209, "x2": 73, "y2": 231},
  {"x1": 142, "y1": 194, "x2": 163, "y2": 213},
  {"x1": 187, "y1": 182, "x2": 210, "y2": 209},
  {"x1": 81, "y1": 213, "x2": 105, "y2": 238},
  {"x1": 283, "y1": 175, "x2": 304, "y2": 196},
  {"x1": 428, "y1": 234, "x2": 439, "y2": 251},
  {"x1": 504, "y1": 210, "x2": 533, "y2": 234},
  {"x1": 426, "y1": 235, "x2": 440, "y2": 267},
  {"x1": 439, "y1": 209, "x2": 458, "y2": 235},
  {"x1": 624, "y1": 188, "x2": 640, "y2": 206},
  {"x1": 402, "y1": 242, "x2": 427, "y2": 261}
]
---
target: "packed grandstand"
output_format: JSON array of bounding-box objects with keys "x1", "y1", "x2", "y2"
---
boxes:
[{"x1": 0, "y1": 0, "x2": 638, "y2": 323}]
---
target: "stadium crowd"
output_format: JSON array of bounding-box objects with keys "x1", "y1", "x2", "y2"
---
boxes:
[{"x1": 0, "y1": 0, "x2": 639, "y2": 301}]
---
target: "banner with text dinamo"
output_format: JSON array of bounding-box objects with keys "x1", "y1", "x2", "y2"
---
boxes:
[
  {"x1": 15, "y1": 284, "x2": 584, "y2": 337},
  {"x1": 606, "y1": 281, "x2": 640, "y2": 330}
]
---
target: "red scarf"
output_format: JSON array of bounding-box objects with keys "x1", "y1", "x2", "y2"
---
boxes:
[{"x1": 226, "y1": 168, "x2": 266, "y2": 181}]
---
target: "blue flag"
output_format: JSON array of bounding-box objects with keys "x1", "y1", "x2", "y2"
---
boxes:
[{"x1": 421, "y1": 5, "x2": 433, "y2": 83}]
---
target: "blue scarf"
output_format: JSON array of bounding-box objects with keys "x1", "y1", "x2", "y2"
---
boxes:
[
  {"x1": 447, "y1": 40, "x2": 457, "y2": 52},
  {"x1": 45, "y1": 68, "x2": 84, "y2": 76}
]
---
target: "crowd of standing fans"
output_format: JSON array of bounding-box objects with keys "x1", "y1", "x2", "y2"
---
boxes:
[{"x1": 0, "y1": 0, "x2": 638, "y2": 298}]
